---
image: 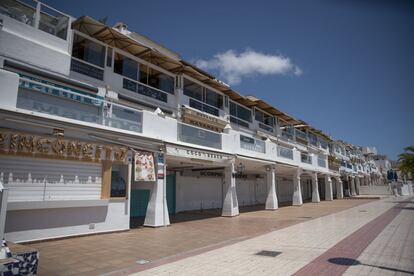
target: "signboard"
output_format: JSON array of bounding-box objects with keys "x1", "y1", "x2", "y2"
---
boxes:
[
  {"x1": 0, "y1": 129, "x2": 127, "y2": 163},
  {"x1": 166, "y1": 145, "x2": 231, "y2": 163},
  {"x1": 156, "y1": 153, "x2": 165, "y2": 179},
  {"x1": 134, "y1": 151, "x2": 155, "y2": 181}
]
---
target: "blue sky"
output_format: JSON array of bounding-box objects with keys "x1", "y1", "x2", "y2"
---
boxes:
[{"x1": 46, "y1": 0, "x2": 414, "y2": 159}]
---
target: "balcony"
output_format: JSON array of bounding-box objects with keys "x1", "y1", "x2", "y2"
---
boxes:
[
  {"x1": 123, "y1": 78, "x2": 169, "y2": 103},
  {"x1": 178, "y1": 123, "x2": 222, "y2": 150},
  {"x1": 16, "y1": 75, "x2": 143, "y2": 133},
  {"x1": 0, "y1": 0, "x2": 70, "y2": 40},
  {"x1": 277, "y1": 145, "x2": 293, "y2": 159},
  {"x1": 240, "y1": 135, "x2": 265, "y2": 153}
]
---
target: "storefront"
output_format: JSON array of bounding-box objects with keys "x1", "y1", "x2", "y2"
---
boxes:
[
  {"x1": 0, "y1": 127, "x2": 131, "y2": 242},
  {"x1": 165, "y1": 144, "x2": 234, "y2": 214}
]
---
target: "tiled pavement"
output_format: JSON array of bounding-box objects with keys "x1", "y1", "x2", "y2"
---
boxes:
[
  {"x1": 27, "y1": 199, "x2": 373, "y2": 275},
  {"x1": 125, "y1": 197, "x2": 413, "y2": 276}
]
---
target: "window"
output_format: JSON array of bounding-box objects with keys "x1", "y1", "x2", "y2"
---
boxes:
[
  {"x1": 183, "y1": 78, "x2": 202, "y2": 100},
  {"x1": 110, "y1": 165, "x2": 127, "y2": 198},
  {"x1": 72, "y1": 34, "x2": 105, "y2": 68},
  {"x1": 255, "y1": 109, "x2": 274, "y2": 126},
  {"x1": 107, "y1": 47, "x2": 113, "y2": 67},
  {"x1": 114, "y1": 53, "x2": 138, "y2": 80},
  {"x1": 148, "y1": 67, "x2": 174, "y2": 94},
  {"x1": 230, "y1": 102, "x2": 252, "y2": 122},
  {"x1": 183, "y1": 78, "x2": 223, "y2": 116}
]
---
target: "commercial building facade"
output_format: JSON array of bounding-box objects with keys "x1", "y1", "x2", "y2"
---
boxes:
[{"x1": 0, "y1": 0, "x2": 387, "y2": 242}]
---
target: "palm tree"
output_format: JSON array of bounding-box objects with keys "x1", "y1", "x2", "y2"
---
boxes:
[{"x1": 398, "y1": 146, "x2": 414, "y2": 179}]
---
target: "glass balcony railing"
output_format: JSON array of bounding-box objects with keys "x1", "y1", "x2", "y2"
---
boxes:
[
  {"x1": 301, "y1": 153, "x2": 312, "y2": 164},
  {"x1": 318, "y1": 158, "x2": 326, "y2": 168},
  {"x1": 16, "y1": 75, "x2": 143, "y2": 133},
  {"x1": 280, "y1": 126, "x2": 294, "y2": 141},
  {"x1": 277, "y1": 146, "x2": 293, "y2": 159},
  {"x1": 258, "y1": 122, "x2": 274, "y2": 133},
  {"x1": 0, "y1": 0, "x2": 70, "y2": 40},
  {"x1": 240, "y1": 135, "x2": 265, "y2": 153},
  {"x1": 178, "y1": 123, "x2": 222, "y2": 149}
]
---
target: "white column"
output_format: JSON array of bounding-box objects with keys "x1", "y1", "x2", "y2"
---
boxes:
[
  {"x1": 324, "y1": 175, "x2": 333, "y2": 201},
  {"x1": 222, "y1": 162, "x2": 239, "y2": 217},
  {"x1": 355, "y1": 177, "x2": 361, "y2": 195},
  {"x1": 144, "y1": 161, "x2": 170, "y2": 227},
  {"x1": 350, "y1": 176, "x2": 356, "y2": 196},
  {"x1": 292, "y1": 168, "x2": 303, "y2": 206},
  {"x1": 312, "y1": 172, "x2": 320, "y2": 203},
  {"x1": 335, "y1": 177, "x2": 344, "y2": 199},
  {"x1": 265, "y1": 166, "x2": 278, "y2": 210}
]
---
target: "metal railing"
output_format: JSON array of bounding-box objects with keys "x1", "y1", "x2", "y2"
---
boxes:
[
  {"x1": 178, "y1": 123, "x2": 222, "y2": 149},
  {"x1": 295, "y1": 129, "x2": 308, "y2": 145},
  {"x1": 123, "y1": 78, "x2": 169, "y2": 103},
  {"x1": 17, "y1": 76, "x2": 143, "y2": 133},
  {"x1": 277, "y1": 145, "x2": 293, "y2": 159}
]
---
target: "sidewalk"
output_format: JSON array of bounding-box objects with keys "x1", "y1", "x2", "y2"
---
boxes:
[
  {"x1": 125, "y1": 197, "x2": 413, "y2": 276},
  {"x1": 29, "y1": 199, "x2": 373, "y2": 275}
]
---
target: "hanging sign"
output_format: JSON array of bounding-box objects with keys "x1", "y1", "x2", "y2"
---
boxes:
[
  {"x1": 156, "y1": 153, "x2": 165, "y2": 179},
  {"x1": 134, "y1": 151, "x2": 155, "y2": 181}
]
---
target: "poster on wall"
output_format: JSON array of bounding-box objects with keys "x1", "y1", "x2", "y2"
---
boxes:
[{"x1": 134, "y1": 151, "x2": 155, "y2": 181}]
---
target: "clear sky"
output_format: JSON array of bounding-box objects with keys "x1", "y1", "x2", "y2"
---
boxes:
[{"x1": 45, "y1": 0, "x2": 414, "y2": 160}]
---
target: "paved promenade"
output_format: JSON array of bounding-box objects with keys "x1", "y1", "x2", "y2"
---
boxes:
[
  {"x1": 124, "y1": 197, "x2": 413, "y2": 276},
  {"x1": 30, "y1": 199, "x2": 372, "y2": 275}
]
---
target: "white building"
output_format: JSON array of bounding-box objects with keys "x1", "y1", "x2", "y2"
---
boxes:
[{"x1": 0, "y1": 0, "x2": 384, "y2": 242}]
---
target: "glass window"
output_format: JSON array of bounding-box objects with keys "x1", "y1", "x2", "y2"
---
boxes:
[
  {"x1": 205, "y1": 89, "x2": 223, "y2": 109},
  {"x1": 111, "y1": 165, "x2": 127, "y2": 198},
  {"x1": 114, "y1": 53, "x2": 138, "y2": 80},
  {"x1": 147, "y1": 67, "x2": 174, "y2": 94},
  {"x1": 72, "y1": 34, "x2": 105, "y2": 68},
  {"x1": 107, "y1": 47, "x2": 113, "y2": 67},
  {"x1": 255, "y1": 109, "x2": 274, "y2": 126},
  {"x1": 39, "y1": 4, "x2": 69, "y2": 40},
  {"x1": 230, "y1": 102, "x2": 252, "y2": 122},
  {"x1": 184, "y1": 78, "x2": 202, "y2": 101}
]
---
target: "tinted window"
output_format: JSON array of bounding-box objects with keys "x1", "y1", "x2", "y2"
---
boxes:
[
  {"x1": 148, "y1": 67, "x2": 174, "y2": 94},
  {"x1": 72, "y1": 34, "x2": 105, "y2": 68},
  {"x1": 114, "y1": 53, "x2": 138, "y2": 80},
  {"x1": 183, "y1": 79, "x2": 202, "y2": 101},
  {"x1": 205, "y1": 89, "x2": 223, "y2": 109}
]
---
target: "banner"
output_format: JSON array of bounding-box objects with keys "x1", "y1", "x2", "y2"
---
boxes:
[
  {"x1": 134, "y1": 151, "x2": 155, "y2": 181},
  {"x1": 156, "y1": 153, "x2": 165, "y2": 179}
]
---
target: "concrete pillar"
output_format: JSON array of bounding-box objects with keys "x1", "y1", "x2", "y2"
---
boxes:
[
  {"x1": 265, "y1": 166, "x2": 278, "y2": 210},
  {"x1": 325, "y1": 175, "x2": 333, "y2": 201},
  {"x1": 312, "y1": 172, "x2": 320, "y2": 203},
  {"x1": 355, "y1": 177, "x2": 361, "y2": 195},
  {"x1": 144, "y1": 159, "x2": 170, "y2": 227},
  {"x1": 222, "y1": 162, "x2": 239, "y2": 217},
  {"x1": 292, "y1": 168, "x2": 303, "y2": 206},
  {"x1": 350, "y1": 176, "x2": 356, "y2": 196},
  {"x1": 335, "y1": 177, "x2": 344, "y2": 199}
]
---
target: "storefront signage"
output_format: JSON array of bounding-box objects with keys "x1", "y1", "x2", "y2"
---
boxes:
[
  {"x1": 0, "y1": 129, "x2": 127, "y2": 163},
  {"x1": 156, "y1": 153, "x2": 165, "y2": 179},
  {"x1": 134, "y1": 151, "x2": 155, "y2": 181},
  {"x1": 166, "y1": 145, "x2": 231, "y2": 163}
]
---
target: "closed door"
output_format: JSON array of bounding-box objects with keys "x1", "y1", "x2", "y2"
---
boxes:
[
  {"x1": 130, "y1": 189, "x2": 150, "y2": 217},
  {"x1": 166, "y1": 174, "x2": 176, "y2": 214}
]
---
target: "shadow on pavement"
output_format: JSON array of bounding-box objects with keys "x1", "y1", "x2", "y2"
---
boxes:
[{"x1": 328, "y1": 257, "x2": 414, "y2": 275}]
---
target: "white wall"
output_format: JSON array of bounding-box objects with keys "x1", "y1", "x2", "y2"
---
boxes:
[{"x1": 5, "y1": 200, "x2": 129, "y2": 243}]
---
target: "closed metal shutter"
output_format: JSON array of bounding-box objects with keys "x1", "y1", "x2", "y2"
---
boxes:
[{"x1": 0, "y1": 156, "x2": 102, "y2": 202}]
